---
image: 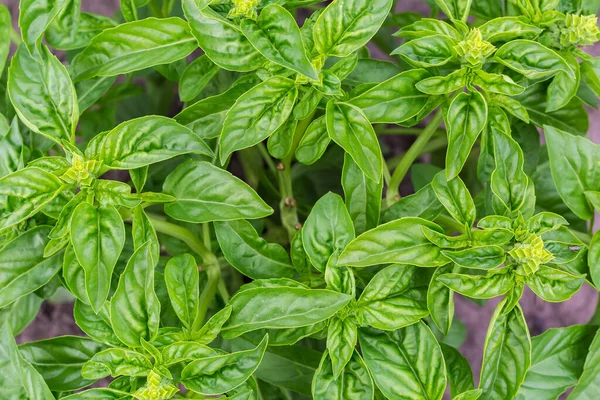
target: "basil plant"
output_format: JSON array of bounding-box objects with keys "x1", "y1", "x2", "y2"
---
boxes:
[{"x1": 2, "y1": 0, "x2": 600, "y2": 398}]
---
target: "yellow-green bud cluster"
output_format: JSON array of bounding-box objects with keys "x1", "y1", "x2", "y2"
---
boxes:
[
  {"x1": 553, "y1": 14, "x2": 600, "y2": 48},
  {"x1": 454, "y1": 29, "x2": 496, "y2": 68},
  {"x1": 508, "y1": 233, "x2": 554, "y2": 276},
  {"x1": 60, "y1": 155, "x2": 102, "y2": 186},
  {"x1": 133, "y1": 370, "x2": 178, "y2": 400},
  {"x1": 228, "y1": 0, "x2": 261, "y2": 19}
]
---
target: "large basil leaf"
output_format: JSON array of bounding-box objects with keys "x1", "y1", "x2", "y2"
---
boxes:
[
  {"x1": 524, "y1": 265, "x2": 584, "y2": 302},
  {"x1": 569, "y1": 328, "x2": 600, "y2": 398},
  {"x1": 0, "y1": 293, "x2": 42, "y2": 336},
  {"x1": 479, "y1": 17, "x2": 542, "y2": 42},
  {"x1": 0, "y1": 168, "x2": 64, "y2": 230},
  {"x1": 382, "y1": 184, "x2": 443, "y2": 223},
  {"x1": 178, "y1": 55, "x2": 219, "y2": 102},
  {"x1": 313, "y1": 0, "x2": 393, "y2": 57},
  {"x1": 20, "y1": 336, "x2": 107, "y2": 392},
  {"x1": 183, "y1": 0, "x2": 265, "y2": 72},
  {"x1": 220, "y1": 76, "x2": 297, "y2": 162},
  {"x1": 215, "y1": 220, "x2": 295, "y2": 279},
  {"x1": 302, "y1": 192, "x2": 355, "y2": 273},
  {"x1": 181, "y1": 336, "x2": 268, "y2": 395},
  {"x1": 392, "y1": 35, "x2": 457, "y2": 68},
  {"x1": 446, "y1": 90, "x2": 487, "y2": 179},
  {"x1": 8, "y1": 45, "x2": 78, "y2": 144},
  {"x1": 326, "y1": 101, "x2": 383, "y2": 182},
  {"x1": 164, "y1": 253, "x2": 199, "y2": 329},
  {"x1": 495, "y1": 40, "x2": 573, "y2": 80},
  {"x1": 0, "y1": 118, "x2": 25, "y2": 178},
  {"x1": 241, "y1": 5, "x2": 317, "y2": 80},
  {"x1": 359, "y1": 323, "x2": 447, "y2": 400},
  {"x1": 71, "y1": 17, "x2": 196, "y2": 81},
  {"x1": 221, "y1": 285, "x2": 351, "y2": 338},
  {"x1": 428, "y1": 264, "x2": 455, "y2": 335},
  {"x1": 339, "y1": 217, "x2": 449, "y2": 267},
  {"x1": 74, "y1": 301, "x2": 122, "y2": 347},
  {"x1": 479, "y1": 301, "x2": 531, "y2": 400},
  {"x1": 0, "y1": 6, "x2": 8, "y2": 75},
  {"x1": 326, "y1": 316, "x2": 358, "y2": 379},
  {"x1": 441, "y1": 343, "x2": 475, "y2": 397},
  {"x1": 18, "y1": 0, "x2": 67, "y2": 57},
  {"x1": 0, "y1": 323, "x2": 54, "y2": 399},
  {"x1": 71, "y1": 202, "x2": 125, "y2": 312},
  {"x1": 348, "y1": 69, "x2": 431, "y2": 123},
  {"x1": 357, "y1": 264, "x2": 429, "y2": 331},
  {"x1": 110, "y1": 242, "x2": 161, "y2": 348},
  {"x1": 342, "y1": 153, "x2": 383, "y2": 235},
  {"x1": 516, "y1": 325, "x2": 597, "y2": 400},
  {"x1": 163, "y1": 160, "x2": 272, "y2": 223},
  {"x1": 97, "y1": 116, "x2": 212, "y2": 169},
  {"x1": 544, "y1": 125, "x2": 600, "y2": 220},
  {"x1": 312, "y1": 351, "x2": 374, "y2": 400},
  {"x1": 295, "y1": 115, "x2": 330, "y2": 165},
  {"x1": 0, "y1": 227, "x2": 62, "y2": 308}
]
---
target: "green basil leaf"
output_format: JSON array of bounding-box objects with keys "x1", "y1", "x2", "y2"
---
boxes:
[
  {"x1": 20, "y1": 336, "x2": 107, "y2": 392},
  {"x1": 392, "y1": 35, "x2": 457, "y2": 68},
  {"x1": 479, "y1": 17, "x2": 542, "y2": 43},
  {"x1": 357, "y1": 264, "x2": 429, "y2": 331},
  {"x1": 428, "y1": 264, "x2": 455, "y2": 335},
  {"x1": 0, "y1": 118, "x2": 25, "y2": 179},
  {"x1": 442, "y1": 246, "x2": 506, "y2": 270},
  {"x1": 175, "y1": 75, "x2": 259, "y2": 139},
  {"x1": 590, "y1": 230, "x2": 600, "y2": 288},
  {"x1": 495, "y1": 40, "x2": 574, "y2": 80},
  {"x1": 161, "y1": 341, "x2": 214, "y2": 365},
  {"x1": 302, "y1": 192, "x2": 355, "y2": 273},
  {"x1": 71, "y1": 17, "x2": 196, "y2": 81},
  {"x1": 110, "y1": 242, "x2": 161, "y2": 348},
  {"x1": 60, "y1": 388, "x2": 131, "y2": 399},
  {"x1": 294, "y1": 87, "x2": 323, "y2": 121},
  {"x1": 359, "y1": 322, "x2": 447, "y2": 400},
  {"x1": 179, "y1": 55, "x2": 220, "y2": 102},
  {"x1": 516, "y1": 325, "x2": 597, "y2": 400},
  {"x1": 524, "y1": 265, "x2": 584, "y2": 302},
  {"x1": 544, "y1": 124, "x2": 600, "y2": 220},
  {"x1": 0, "y1": 323, "x2": 54, "y2": 399},
  {"x1": 446, "y1": 90, "x2": 487, "y2": 179},
  {"x1": 215, "y1": 220, "x2": 295, "y2": 279},
  {"x1": 0, "y1": 293, "x2": 42, "y2": 336},
  {"x1": 479, "y1": 301, "x2": 531, "y2": 400},
  {"x1": 181, "y1": 335, "x2": 268, "y2": 395},
  {"x1": 18, "y1": 0, "x2": 67, "y2": 57},
  {"x1": 71, "y1": 202, "x2": 125, "y2": 312},
  {"x1": 437, "y1": 271, "x2": 514, "y2": 299},
  {"x1": 435, "y1": 0, "x2": 472, "y2": 21},
  {"x1": 490, "y1": 109, "x2": 534, "y2": 218},
  {"x1": 164, "y1": 253, "x2": 199, "y2": 329},
  {"x1": 82, "y1": 348, "x2": 152, "y2": 380},
  {"x1": 241, "y1": 5, "x2": 317, "y2": 80},
  {"x1": 296, "y1": 115, "x2": 330, "y2": 165},
  {"x1": 98, "y1": 115, "x2": 212, "y2": 169},
  {"x1": 183, "y1": 0, "x2": 265, "y2": 72},
  {"x1": 326, "y1": 101, "x2": 383, "y2": 182},
  {"x1": 432, "y1": 171, "x2": 475, "y2": 227},
  {"x1": 349, "y1": 69, "x2": 432, "y2": 123},
  {"x1": 221, "y1": 286, "x2": 352, "y2": 338},
  {"x1": 220, "y1": 76, "x2": 297, "y2": 162},
  {"x1": 395, "y1": 18, "x2": 461, "y2": 40},
  {"x1": 441, "y1": 343, "x2": 475, "y2": 397},
  {"x1": 342, "y1": 153, "x2": 383, "y2": 235},
  {"x1": 267, "y1": 115, "x2": 297, "y2": 159},
  {"x1": 313, "y1": 0, "x2": 393, "y2": 57},
  {"x1": 312, "y1": 351, "x2": 374, "y2": 400},
  {"x1": 546, "y1": 53, "x2": 579, "y2": 113},
  {"x1": 73, "y1": 300, "x2": 122, "y2": 347},
  {"x1": 191, "y1": 306, "x2": 232, "y2": 345},
  {"x1": 47, "y1": 10, "x2": 118, "y2": 51},
  {"x1": 0, "y1": 5, "x2": 10, "y2": 75},
  {"x1": 131, "y1": 206, "x2": 159, "y2": 263},
  {"x1": 553, "y1": 327, "x2": 600, "y2": 398},
  {"x1": 163, "y1": 160, "x2": 273, "y2": 223},
  {"x1": 9, "y1": 45, "x2": 78, "y2": 144},
  {"x1": 326, "y1": 316, "x2": 358, "y2": 379},
  {"x1": 0, "y1": 227, "x2": 62, "y2": 308},
  {"x1": 382, "y1": 184, "x2": 443, "y2": 223},
  {"x1": 472, "y1": 70, "x2": 525, "y2": 96},
  {"x1": 339, "y1": 217, "x2": 449, "y2": 268},
  {"x1": 416, "y1": 68, "x2": 467, "y2": 95},
  {"x1": 62, "y1": 245, "x2": 87, "y2": 303},
  {"x1": 516, "y1": 83, "x2": 588, "y2": 136}
]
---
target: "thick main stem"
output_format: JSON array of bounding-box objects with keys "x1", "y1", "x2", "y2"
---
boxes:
[
  {"x1": 278, "y1": 112, "x2": 315, "y2": 240},
  {"x1": 386, "y1": 111, "x2": 444, "y2": 206}
]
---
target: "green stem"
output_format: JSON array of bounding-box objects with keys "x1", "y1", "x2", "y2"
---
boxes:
[
  {"x1": 257, "y1": 142, "x2": 278, "y2": 177},
  {"x1": 377, "y1": 127, "x2": 446, "y2": 136},
  {"x1": 278, "y1": 111, "x2": 315, "y2": 240},
  {"x1": 10, "y1": 26, "x2": 21, "y2": 46},
  {"x1": 386, "y1": 112, "x2": 444, "y2": 206},
  {"x1": 435, "y1": 214, "x2": 466, "y2": 235},
  {"x1": 145, "y1": 214, "x2": 221, "y2": 330}
]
